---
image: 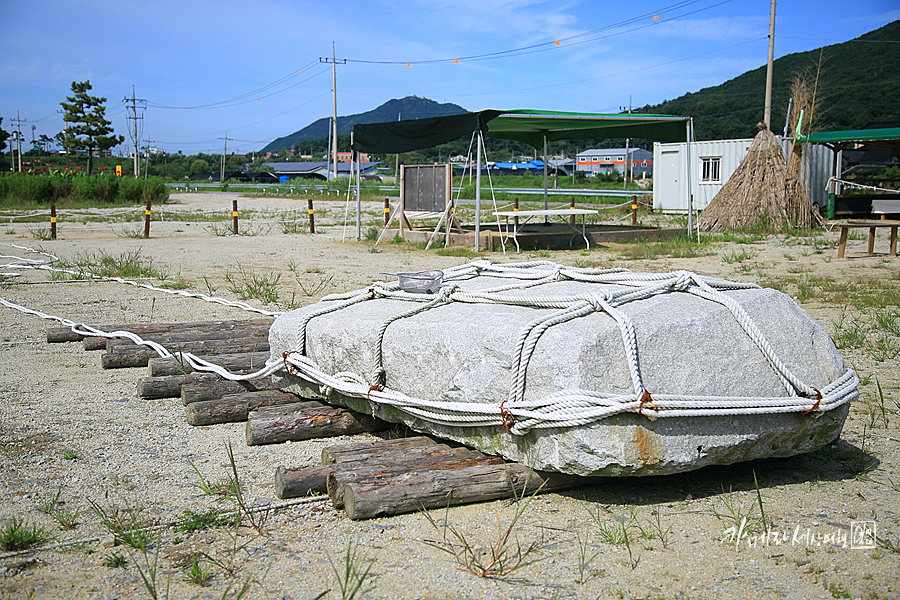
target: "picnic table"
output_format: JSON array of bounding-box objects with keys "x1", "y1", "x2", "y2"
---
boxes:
[
  {"x1": 835, "y1": 220, "x2": 899, "y2": 258},
  {"x1": 493, "y1": 208, "x2": 598, "y2": 252}
]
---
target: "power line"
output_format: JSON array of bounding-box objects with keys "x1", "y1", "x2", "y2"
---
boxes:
[{"x1": 123, "y1": 86, "x2": 147, "y2": 177}]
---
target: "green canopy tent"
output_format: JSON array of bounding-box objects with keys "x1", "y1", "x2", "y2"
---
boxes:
[
  {"x1": 352, "y1": 110, "x2": 693, "y2": 243},
  {"x1": 796, "y1": 127, "x2": 900, "y2": 218}
]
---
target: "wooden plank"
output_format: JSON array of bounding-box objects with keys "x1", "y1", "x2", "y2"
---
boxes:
[
  {"x1": 149, "y1": 351, "x2": 271, "y2": 377},
  {"x1": 868, "y1": 227, "x2": 876, "y2": 255},
  {"x1": 246, "y1": 403, "x2": 389, "y2": 446},
  {"x1": 47, "y1": 318, "x2": 272, "y2": 343},
  {"x1": 328, "y1": 447, "x2": 502, "y2": 509},
  {"x1": 84, "y1": 325, "x2": 269, "y2": 351},
  {"x1": 274, "y1": 465, "x2": 333, "y2": 499},
  {"x1": 321, "y1": 436, "x2": 438, "y2": 465},
  {"x1": 186, "y1": 393, "x2": 321, "y2": 426},
  {"x1": 181, "y1": 377, "x2": 276, "y2": 405},
  {"x1": 891, "y1": 226, "x2": 898, "y2": 256},
  {"x1": 342, "y1": 463, "x2": 584, "y2": 520},
  {"x1": 837, "y1": 225, "x2": 848, "y2": 259},
  {"x1": 102, "y1": 338, "x2": 270, "y2": 369}
]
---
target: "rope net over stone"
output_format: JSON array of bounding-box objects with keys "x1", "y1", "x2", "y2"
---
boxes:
[{"x1": 280, "y1": 260, "x2": 858, "y2": 435}]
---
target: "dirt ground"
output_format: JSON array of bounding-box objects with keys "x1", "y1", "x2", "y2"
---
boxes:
[{"x1": 0, "y1": 192, "x2": 898, "y2": 600}]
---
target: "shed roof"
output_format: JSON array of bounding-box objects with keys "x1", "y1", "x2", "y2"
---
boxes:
[{"x1": 797, "y1": 127, "x2": 900, "y2": 150}]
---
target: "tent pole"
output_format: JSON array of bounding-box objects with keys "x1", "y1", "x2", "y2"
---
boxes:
[
  {"x1": 543, "y1": 132, "x2": 549, "y2": 225},
  {"x1": 686, "y1": 119, "x2": 694, "y2": 237},
  {"x1": 475, "y1": 132, "x2": 482, "y2": 251},
  {"x1": 355, "y1": 133, "x2": 361, "y2": 241}
]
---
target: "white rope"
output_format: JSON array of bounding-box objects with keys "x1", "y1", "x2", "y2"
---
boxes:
[
  {"x1": 287, "y1": 260, "x2": 857, "y2": 435},
  {"x1": 826, "y1": 176, "x2": 898, "y2": 194}
]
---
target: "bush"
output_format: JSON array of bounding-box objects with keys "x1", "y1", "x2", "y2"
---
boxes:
[{"x1": 0, "y1": 173, "x2": 169, "y2": 207}]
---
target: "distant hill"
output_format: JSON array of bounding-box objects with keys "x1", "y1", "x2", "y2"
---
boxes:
[
  {"x1": 637, "y1": 20, "x2": 900, "y2": 140},
  {"x1": 261, "y1": 96, "x2": 468, "y2": 153}
]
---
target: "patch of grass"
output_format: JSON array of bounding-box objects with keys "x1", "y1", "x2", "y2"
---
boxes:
[
  {"x1": 0, "y1": 517, "x2": 55, "y2": 551},
  {"x1": 224, "y1": 264, "x2": 280, "y2": 304},
  {"x1": 62, "y1": 448, "x2": 79, "y2": 460},
  {"x1": 104, "y1": 552, "x2": 128, "y2": 568},
  {"x1": 617, "y1": 235, "x2": 714, "y2": 261},
  {"x1": 436, "y1": 246, "x2": 482, "y2": 258},
  {"x1": 327, "y1": 542, "x2": 376, "y2": 600},
  {"x1": 183, "y1": 554, "x2": 213, "y2": 586},
  {"x1": 174, "y1": 507, "x2": 235, "y2": 533},
  {"x1": 422, "y1": 476, "x2": 544, "y2": 578},
  {"x1": 721, "y1": 248, "x2": 757, "y2": 264},
  {"x1": 278, "y1": 215, "x2": 310, "y2": 235},
  {"x1": 87, "y1": 497, "x2": 154, "y2": 551},
  {"x1": 712, "y1": 485, "x2": 765, "y2": 537}
]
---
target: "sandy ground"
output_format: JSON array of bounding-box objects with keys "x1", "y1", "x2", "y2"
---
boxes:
[{"x1": 0, "y1": 192, "x2": 898, "y2": 600}]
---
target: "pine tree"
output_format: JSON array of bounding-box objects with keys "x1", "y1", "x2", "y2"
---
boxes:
[{"x1": 60, "y1": 80, "x2": 124, "y2": 175}]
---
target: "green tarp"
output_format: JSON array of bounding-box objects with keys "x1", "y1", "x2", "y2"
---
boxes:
[
  {"x1": 351, "y1": 111, "x2": 501, "y2": 154},
  {"x1": 351, "y1": 109, "x2": 690, "y2": 153},
  {"x1": 797, "y1": 127, "x2": 900, "y2": 150}
]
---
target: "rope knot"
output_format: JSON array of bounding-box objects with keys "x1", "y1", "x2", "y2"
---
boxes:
[
  {"x1": 638, "y1": 390, "x2": 658, "y2": 419},
  {"x1": 802, "y1": 388, "x2": 823, "y2": 416},
  {"x1": 498, "y1": 400, "x2": 515, "y2": 432}
]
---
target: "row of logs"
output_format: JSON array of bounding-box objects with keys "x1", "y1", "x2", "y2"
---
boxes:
[{"x1": 47, "y1": 319, "x2": 586, "y2": 520}]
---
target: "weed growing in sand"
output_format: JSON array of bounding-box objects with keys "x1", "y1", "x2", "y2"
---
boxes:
[
  {"x1": 36, "y1": 486, "x2": 65, "y2": 515},
  {"x1": 831, "y1": 309, "x2": 868, "y2": 349},
  {"x1": 104, "y1": 552, "x2": 128, "y2": 568},
  {"x1": 62, "y1": 448, "x2": 79, "y2": 460},
  {"x1": 224, "y1": 264, "x2": 280, "y2": 304},
  {"x1": 29, "y1": 225, "x2": 55, "y2": 241},
  {"x1": 174, "y1": 507, "x2": 236, "y2": 533},
  {"x1": 712, "y1": 485, "x2": 765, "y2": 536},
  {"x1": 278, "y1": 214, "x2": 310, "y2": 235},
  {"x1": 575, "y1": 532, "x2": 601, "y2": 584},
  {"x1": 587, "y1": 505, "x2": 639, "y2": 568},
  {"x1": 721, "y1": 248, "x2": 756, "y2": 264},
  {"x1": 0, "y1": 517, "x2": 55, "y2": 551},
  {"x1": 88, "y1": 497, "x2": 153, "y2": 551},
  {"x1": 422, "y1": 476, "x2": 544, "y2": 578},
  {"x1": 327, "y1": 542, "x2": 376, "y2": 600},
  {"x1": 183, "y1": 554, "x2": 214, "y2": 586},
  {"x1": 288, "y1": 261, "x2": 334, "y2": 297}
]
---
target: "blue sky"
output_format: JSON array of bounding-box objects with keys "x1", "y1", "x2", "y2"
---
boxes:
[{"x1": 2, "y1": 0, "x2": 897, "y2": 155}]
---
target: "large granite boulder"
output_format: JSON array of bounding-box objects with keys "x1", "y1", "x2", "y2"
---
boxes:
[{"x1": 269, "y1": 261, "x2": 856, "y2": 477}]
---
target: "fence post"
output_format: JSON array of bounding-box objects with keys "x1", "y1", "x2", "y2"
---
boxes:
[
  {"x1": 514, "y1": 197, "x2": 519, "y2": 227},
  {"x1": 232, "y1": 199, "x2": 239, "y2": 235},
  {"x1": 384, "y1": 197, "x2": 390, "y2": 225},
  {"x1": 144, "y1": 199, "x2": 152, "y2": 239},
  {"x1": 631, "y1": 195, "x2": 638, "y2": 225},
  {"x1": 569, "y1": 197, "x2": 576, "y2": 225},
  {"x1": 50, "y1": 204, "x2": 57, "y2": 240},
  {"x1": 307, "y1": 198, "x2": 316, "y2": 234}
]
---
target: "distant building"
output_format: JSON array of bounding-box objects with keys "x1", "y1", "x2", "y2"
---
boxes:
[
  {"x1": 336, "y1": 151, "x2": 369, "y2": 163},
  {"x1": 576, "y1": 148, "x2": 652, "y2": 176}
]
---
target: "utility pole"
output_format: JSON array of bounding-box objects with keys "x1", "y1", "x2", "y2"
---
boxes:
[
  {"x1": 219, "y1": 132, "x2": 233, "y2": 182},
  {"x1": 764, "y1": 0, "x2": 776, "y2": 129},
  {"x1": 320, "y1": 44, "x2": 346, "y2": 182},
  {"x1": 11, "y1": 112, "x2": 25, "y2": 172},
  {"x1": 123, "y1": 86, "x2": 146, "y2": 177}
]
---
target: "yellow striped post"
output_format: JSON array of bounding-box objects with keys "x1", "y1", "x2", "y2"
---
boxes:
[
  {"x1": 144, "y1": 200, "x2": 152, "y2": 238},
  {"x1": 50, "y1": 204, "x2": 57, "y2": 240},
  {"x1": 307, "y1": 198, "x2": 315, "y2": 234},
  {"x1": 232, "y1": 200, "x2": 239, "y2": 235}
]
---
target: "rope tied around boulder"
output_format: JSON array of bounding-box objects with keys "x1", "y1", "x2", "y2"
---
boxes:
[{"x1": 282, "y1": 260, "x2": 857, "y2": 434}]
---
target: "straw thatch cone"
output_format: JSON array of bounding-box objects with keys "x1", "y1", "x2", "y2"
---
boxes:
[{"x1": 698, "y1": 123, "x2": 820, "y2": 232}]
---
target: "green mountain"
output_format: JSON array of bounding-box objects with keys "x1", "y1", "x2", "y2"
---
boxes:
[
  {"x1": 637, "y1": 20, "x2": 900, "y2": 140},
  {"x1": 261, "y1": 96, "x2": 468, "y2": 153}
]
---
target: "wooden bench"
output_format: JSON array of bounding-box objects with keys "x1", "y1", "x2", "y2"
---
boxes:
[{"x1": 836, "y1": 220, "x2": 899, "y2": 258}]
